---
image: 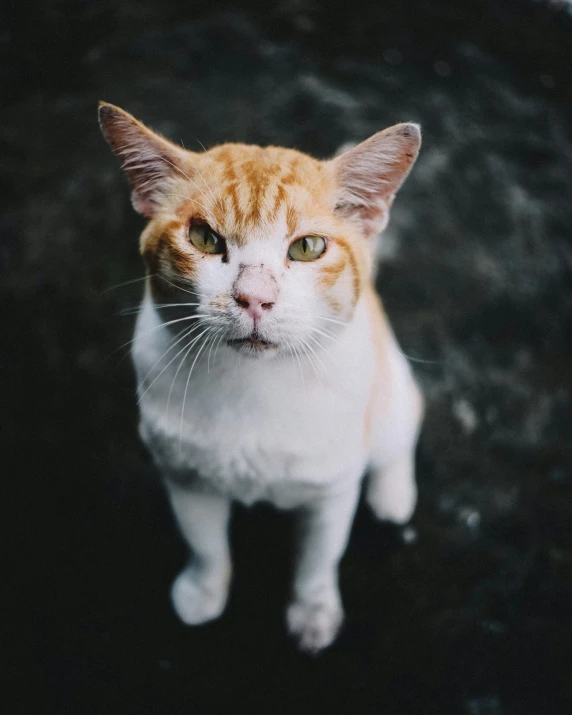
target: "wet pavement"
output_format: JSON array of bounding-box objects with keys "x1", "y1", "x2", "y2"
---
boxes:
[{"x1": 3, "y1": 2, "x2": 572, "y2": 713}]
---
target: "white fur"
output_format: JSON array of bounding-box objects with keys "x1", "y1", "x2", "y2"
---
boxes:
[{"x1": 133, "y1": 252, "x2": 422, "y2": 651}]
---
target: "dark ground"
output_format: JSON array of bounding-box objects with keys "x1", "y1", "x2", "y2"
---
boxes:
[{"x1": 2, "y1": 1, "x2": 572, "y2": 713}]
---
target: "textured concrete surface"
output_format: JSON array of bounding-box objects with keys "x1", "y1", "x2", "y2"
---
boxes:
[{"x1": 3, "y1": 2, "x2": 572, "y2": 713}]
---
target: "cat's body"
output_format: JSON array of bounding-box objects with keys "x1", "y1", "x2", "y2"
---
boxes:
[
  {"x1": 135, "y1": 283, "x2": 421, "y2": 508},
  {"x1": 99, "y1": 103, "x2": 423, "y2": 652}
]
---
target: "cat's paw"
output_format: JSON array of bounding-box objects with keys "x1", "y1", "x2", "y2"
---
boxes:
[
  {"x1": 366, "y1": 459, "x2": 417, "y2": 524},
  {"x1": 286, "y1": 600, "x2": 343, "y2": 654},
  {"x1": 171, "y1": 566, "x2": 229, "y2": 625}
]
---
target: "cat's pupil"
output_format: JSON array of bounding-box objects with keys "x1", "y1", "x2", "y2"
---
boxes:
[{"x1": 302, "y1": 238, "x2": 308, "y2": 253}]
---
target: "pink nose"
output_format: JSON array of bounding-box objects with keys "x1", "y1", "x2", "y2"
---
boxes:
[{"x1": 233, "y1": 293, "x2": 275, "y2": 321}]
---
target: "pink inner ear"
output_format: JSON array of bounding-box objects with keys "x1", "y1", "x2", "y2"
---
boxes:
[
  {"x1": 332, "y1": 123, "x2": 421, "y2": 235},
  {"x1": 99, "y1": 103, "x2": 189, "y2": 218}
]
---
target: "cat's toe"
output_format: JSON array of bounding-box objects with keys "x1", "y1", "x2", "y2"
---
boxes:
[
  {"x1": 171, "y1": 567, "x2": 228, "y2": 625},
  {"x1": 286, "y1": 601, "x2": 343, "y2": 654}
]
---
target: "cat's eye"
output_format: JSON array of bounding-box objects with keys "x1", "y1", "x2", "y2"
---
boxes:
[
  {"x1": 288, "y1": 236, "x2": 327, "y2": 262},
  {"x1": 189, "y1": 224, "x2": 226, "y2": 255}
]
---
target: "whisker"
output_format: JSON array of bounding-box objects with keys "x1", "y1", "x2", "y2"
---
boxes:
[
  {"x1": 286, "y1": 343, "x2": 298, "y2": 380},
  {"x1": 179, "y1": 328, "x2": 213, "y2": 450},
  {"x1": 110, "y1": 313, "x2": 210, "y2": 358},
  {"x1": 137, "y1": 319, "x2": 214, "y2": 404},
  {"x1": 118, "y1": 301, "x2": 203, "y2": 316},
  {"x1": 396, "y1": 349, "x2": 441, "y2": 365},
  {"x1": 165, "y1": 325, "x2": 212, "y2": 420},
  {"x1": 315, "y1": 315, "x2": 349, "y2": 327},
  {"x1": 297, "y1": 338, "x2": 324, "y2": 388},
  {"x1": 154, "y1": 156, "x2": 214, "y2": 209},
  {"x1": 183, "y1": 155, "x2": 226, "y2": 218},
  {"x1": 137, "y1": 320, "x2": 208, "y2": 392},
  {"x1": 308, "y1": 332, "x2": 337, "y2": 366},
  {"x1": 306, "y1": 328, "x2": 334, "y2": 361},
  {"x1": 101, "y1": 274, "x2": 155, "y2": 294},
  {"x1": 153, "y1": 302, "x2": 203, "y2": 309},
  {"x1": 112, "y1": 320, "x2": 197, "y2": 370},
  {"x1": 207, "y1": 328, "x2": 224, "y2": 373},
  {"x1": 290, "y1": 341, "x2": 306, "y2": 389},
  {"x1": 162, "y1": 192, "x2": 214, "y2": 218},
  {"x1": 213, "y1": 330, "x2": 226, "y2": 363},
  {"x1": 302, "y1": 336, "x2": 332, "y2": 383},
  {"x1": 302, "y1": 170, "x2": 327, "y2": 198},
  {"x1": 311, "y1": 326, "x2": 338, "y2": 343},
  {"x1": 157, "y1": 275, "x2": 203, "y2": 297}
]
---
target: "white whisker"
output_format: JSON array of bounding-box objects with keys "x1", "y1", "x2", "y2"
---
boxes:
[
  {"x1": 297, "y1": 339, "x2": 323, "y2": 388},
  {"x1": 311, "y1": 326, "x2": 338, "y2": 343},
  {"x1": 183, "y1": 155, "x2": 226, "y2": 218},
  {"x1": 162, "y1": 192, "x2": 214, "y2": 218},
  {"x1": 154, "y1": 155, "x2": 214, "y2": 210},
  {"x1": 396, "y1": 348, "x2": 441, "y2": 365},
  {"x1": 165, "y1": 324, "x2": 212, "y2": 420},
  {"x1": 213, "y1": 330, "x2": 226, "y2": 363},
  {"x1": 137, "y1": 320, "x2": 207, "y2": 392},
  {"x1": 111, "y1": 313, "x2": 210, "y2": 357},
  {"x1": 315, "y1": 315, "x2": 349, "y2": 327},
  {"x1": 102, "y1": 274, "x2": 155, "y2": 294},
  {"x1": 157, "y1": 275, "x2": 203, "y2": 297},
  {"x1": 137, "y1": 319, "x2": 214, "y2": 404},
  {"x1": 119, "y1": 302, "x2": 203, "y2": 316},
  {"x1": 307, "y1": 333, "x2": 335, "y2": 375},
  {"x1": 286, "y1": 343, "x2": 298, "y2": 378},
  {"x1": 290, "y1": 341, "x2": 306, "y2": 389},
  {"x1": 207, "y1": 328, "x2": 223, "y2": 373},
  {"x1": 179, "y1": 328, "x2": 213, "y2": 450},
  {"x1": 302, "y1": 336, "x2": 332, "y2": 383}
]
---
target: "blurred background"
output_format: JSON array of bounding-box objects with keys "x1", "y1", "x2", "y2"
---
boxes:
[{"x1": 2, "y1": 1, "x2": 572, "y2": 713}]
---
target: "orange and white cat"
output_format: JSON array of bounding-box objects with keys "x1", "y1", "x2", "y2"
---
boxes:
[{"x1": 99, "y1": 102, "x2": 423, "y2": 652}]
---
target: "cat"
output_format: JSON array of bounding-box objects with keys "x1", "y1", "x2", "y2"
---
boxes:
[{"x1": 99, "y1": 102, "x2": 424, "y2": 653}]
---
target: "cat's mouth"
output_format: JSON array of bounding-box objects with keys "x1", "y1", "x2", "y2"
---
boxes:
[{"x1": 227, "y1": 332, "x2": 278, "y2": 354}]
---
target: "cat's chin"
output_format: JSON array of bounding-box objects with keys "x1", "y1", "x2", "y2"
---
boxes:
[{"x1": 227, "y1": 336, "x2": 280, "y2": 359}]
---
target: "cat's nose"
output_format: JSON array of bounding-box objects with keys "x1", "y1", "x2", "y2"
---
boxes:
[{"x1": 233, "y1": 292, "x2": 275, "y2": 321}]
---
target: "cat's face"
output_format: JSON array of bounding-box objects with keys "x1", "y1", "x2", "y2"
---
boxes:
[
  {"x1": 100, "y1": 103, "x2": 420, "y2": 359},
  {"x1": 138, "y1": 143, "x2": 369, "y2": 359}
]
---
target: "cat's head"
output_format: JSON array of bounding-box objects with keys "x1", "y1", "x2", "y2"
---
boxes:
[{"x1": 99, "y1": 102, "x2": 420, "y2": 359}]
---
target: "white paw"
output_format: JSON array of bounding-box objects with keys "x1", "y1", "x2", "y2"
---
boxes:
[
  {"x1": 171, "y1": 566, "x2": 229, "y2": 625},
  {"x1": 286, "y1": 600, "x2": 343, "y2": 654},
  {"x1": 366, "y1": 463, "x2": 417, "y2": 524}
]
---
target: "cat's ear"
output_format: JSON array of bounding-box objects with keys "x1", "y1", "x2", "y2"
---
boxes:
[
  {"x1": 329, "y1": 123, "x2": 421, "y2": 237},
  {"x1": 98, "y1": 102, "x2": 189, "y2": 218}
]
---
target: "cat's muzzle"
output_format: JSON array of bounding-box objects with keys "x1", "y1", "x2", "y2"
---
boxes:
[{"x1": 227, "y1": 331, "x2": 278, "y2": 355}]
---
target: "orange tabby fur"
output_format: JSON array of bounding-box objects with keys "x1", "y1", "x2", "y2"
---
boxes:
[{"x1": 136, "y1": 143, "x2": 369, "y2": 313}]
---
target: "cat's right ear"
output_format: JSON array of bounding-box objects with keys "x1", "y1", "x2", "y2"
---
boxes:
[
  {"x1": 98, "y1": 102, "x2": 189, "y2": 218},
  {"x1": 329, "y1": 123, "x2": 421, "y2": 239}
]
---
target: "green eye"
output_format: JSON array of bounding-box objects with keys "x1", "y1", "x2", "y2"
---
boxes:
[
  {"x1": 288, "y1": 236, "x2": 327, "y2": 262},
  {"x1": 189, "y1": 224, "x2": 226, "y2": 255}
]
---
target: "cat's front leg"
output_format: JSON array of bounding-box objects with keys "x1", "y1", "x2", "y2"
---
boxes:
[
  {"x1": 287, "y1": 482, "x2": 360, "y2": 653},
  {"x1": 166, "y1": 481, "x2": 232, "y2": 625},
  {"x1": 366, "y1": 452, "x2": 417, "y2": 524}
]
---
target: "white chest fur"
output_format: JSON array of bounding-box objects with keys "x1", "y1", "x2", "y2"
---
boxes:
[{"x1": 132, "y1": 293, "x2": 417, "y2": 507}]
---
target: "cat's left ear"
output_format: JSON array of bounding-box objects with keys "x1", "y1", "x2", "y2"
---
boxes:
[
  {"x1": 329, "y1": 123, "x2": 421, "y2": 238},
  {"x1": 98, "y1": 102, "x2": 190, "y2": 218}
]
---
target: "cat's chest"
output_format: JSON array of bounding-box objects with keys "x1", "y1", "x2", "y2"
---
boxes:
[{"x1": 136, "y1": 344, "x2": 370, "y2": 498}]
